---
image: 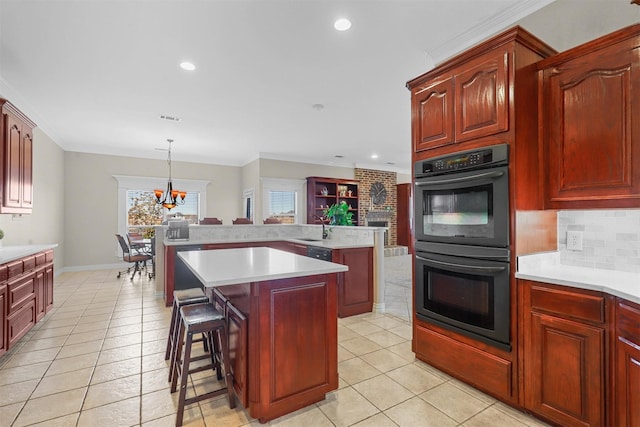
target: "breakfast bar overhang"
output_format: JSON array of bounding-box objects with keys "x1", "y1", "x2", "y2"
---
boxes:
[{"x1": 177, "y1": 247, "x2": 348, "y2": 423}]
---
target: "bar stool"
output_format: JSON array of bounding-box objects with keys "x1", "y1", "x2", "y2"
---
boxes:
[
  {"x1": 165, "y1": 288, "x2": 210, "y2": 382},
  {"x1": 171, "y1": 303, "x2": 235, "y2": 426}
]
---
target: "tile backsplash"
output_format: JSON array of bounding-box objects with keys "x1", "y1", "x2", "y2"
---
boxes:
[{"x1": 558, "y1": 209, "x2": 640, "y2": 273}]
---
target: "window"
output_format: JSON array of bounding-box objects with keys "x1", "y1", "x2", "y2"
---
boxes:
[
  {"x1": 114, "y1": 175, "x2": 209, "y2": 244},
  {"x1": 126, "y1": 190, "x2": 200, "y2": 237},
  {"x1": 261, "y1": 178, "x2": 305, "y2": 224},
  {"x1": 267, "y1": 190, "x2": 296, "y2": 224}
]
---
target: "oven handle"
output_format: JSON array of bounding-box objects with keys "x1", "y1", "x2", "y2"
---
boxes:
[
  {"x1": 416, "y1": 255, "x2": 507, "y2": 274},
  {"x1": 415, "y1": 170, "x2": 504, "y2": 186}
]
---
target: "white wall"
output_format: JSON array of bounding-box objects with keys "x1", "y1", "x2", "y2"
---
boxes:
[
  {"x1": 0, "y1": 128, "x2": 66, "y2": 268},
  {"x1": 63, "y1": 151, "x2": 242, "y2": 269}
]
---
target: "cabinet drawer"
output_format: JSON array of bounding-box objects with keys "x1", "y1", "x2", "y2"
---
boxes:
[
  {"x1": 45, "y1": 250, "x2": 54, "y2": 263},
  {"x1": 530, "y1": 284, "x2": 605, "y2": 324},
  {"x1": 7, "y1": 260, "x2": 24, "y2": 279},
  {"x1": 7, "y1": 298, "x2": 36, "y2": 348},
  {"x1": 23, "y1": 256, "x2": 36, "y2": 272},
  {"x1": 617, "y1": 300, "x2": 640, "y2": 344},
  {"x1": 0, "y1": 265, "x2": 7, "y2": 282},
  {"x1": 35, "y1": 252, "x2": 46, "y2": 266},
  {"x1": 8, "y1": 272, "x2": 36, "y2": 314}
]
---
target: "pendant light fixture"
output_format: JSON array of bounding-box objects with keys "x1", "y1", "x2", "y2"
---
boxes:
[{"x1": 154, "y1": 139, "x2": 186, "y2": 210}]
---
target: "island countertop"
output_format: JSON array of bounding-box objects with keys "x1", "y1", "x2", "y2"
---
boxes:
[{"x1": 177, "y1": 246, "x2": 348, "y2": 287}]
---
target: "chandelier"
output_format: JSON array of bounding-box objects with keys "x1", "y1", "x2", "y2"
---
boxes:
[{"x1": 154, "y1": 139, "x2": 186, "y2": 210}]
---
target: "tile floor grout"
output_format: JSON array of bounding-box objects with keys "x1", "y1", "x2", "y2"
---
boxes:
[{"x1": 0, "y1": 258, "x2": 549, "y2": 426}]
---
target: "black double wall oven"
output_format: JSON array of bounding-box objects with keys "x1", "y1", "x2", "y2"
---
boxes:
[{"x1": 414, "y1": 144, "x2": 511, "y2": 350}]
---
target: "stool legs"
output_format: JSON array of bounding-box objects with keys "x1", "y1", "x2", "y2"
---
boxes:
[{"x1": 171, "y1": 304, "x2": 235, "y2": 427}]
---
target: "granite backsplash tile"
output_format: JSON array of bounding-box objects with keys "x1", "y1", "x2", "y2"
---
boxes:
[{"x1": 558, "y1": 209, "x2": 640, "y2": 273}]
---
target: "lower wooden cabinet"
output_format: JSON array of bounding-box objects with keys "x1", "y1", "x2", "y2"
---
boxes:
[
  {"x1": 1, "y1": 250, "x2": 54, "y2": 351},
  {"x1": 521, "y1": 280, "x2": 607, "y2": 427},
  {"x1": 0, "y1": 283, "x2": 6, "y2": 356},
  {"x1": 615, "y1": 299, "x2": 640, "y2": 427},
  {"x1": 333, "y1": 247, "x2": 373, "y2": 317}
]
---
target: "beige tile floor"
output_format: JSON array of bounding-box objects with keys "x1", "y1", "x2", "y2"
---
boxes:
[{"x1": 0, "y1": 262, "x2": 550, "y2": 427}]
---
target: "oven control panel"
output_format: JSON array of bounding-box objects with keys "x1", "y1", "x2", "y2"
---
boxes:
[{"x1": 415, "y1": 144, "x2": 508, "y2": 176}]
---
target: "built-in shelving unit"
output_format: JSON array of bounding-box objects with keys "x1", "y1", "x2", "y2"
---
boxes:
[{"x1": 306, "y1": 177, "x2": 359, "y2": 225}]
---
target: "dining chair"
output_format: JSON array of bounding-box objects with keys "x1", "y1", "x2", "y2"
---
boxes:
[
  {"x1": 200, "y1": 217, "x2": 223, "y2": 225},
  {"x1": 263, "y1": 217, "x2": 281, "y2": 224},
  {"x1": 115, "y1": 234, "x2": 153, "y2": 280},
  {"x1": 232, "y1": 218, "x2": 253, "y2": 224}
]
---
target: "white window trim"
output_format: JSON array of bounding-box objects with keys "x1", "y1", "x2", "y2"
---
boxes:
[
  {"x1": 113, "y1": 175, "x2": 210, "y2": 238},
  {"x1": 261, "y1": 178, "x2": 306, "y2": 224}
]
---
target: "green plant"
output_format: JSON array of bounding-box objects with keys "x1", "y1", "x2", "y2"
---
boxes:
[
  {"x1": 0, "y1": 229, "x2": 4, "y2": 240},
  {"x1": 323, "y1": 201, "x2": 353, "y2": 226}
]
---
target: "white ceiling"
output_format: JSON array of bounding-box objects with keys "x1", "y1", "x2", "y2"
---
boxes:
[{"x1": 0, "y1": 0, "x2": 637, "y2": 174}]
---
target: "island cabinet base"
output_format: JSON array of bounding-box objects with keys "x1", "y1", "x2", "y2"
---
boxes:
[{"x1": 211, "y1": 273, "x2": 339, "y2": 423}]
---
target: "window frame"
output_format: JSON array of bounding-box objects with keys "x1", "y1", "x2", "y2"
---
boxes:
[{"x1": 261, "y1": 178, "x2": 305, "y2": 224}]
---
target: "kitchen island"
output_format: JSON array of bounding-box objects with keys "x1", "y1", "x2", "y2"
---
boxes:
[{"x1": 178, "y1": 247, "x2": 348, "y2": 423}]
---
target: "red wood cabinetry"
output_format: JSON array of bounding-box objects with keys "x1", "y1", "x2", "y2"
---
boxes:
[
  {"x1": 539, "y1": 24, "x2": 640, "y2": 208},
  {"x1": 306, "y1": 177, "x2": 359, "y2": 225},
  {"x1": 521, "y1": 280, "x2": 607, "y2": 427},
  {"x1": 1, "y1": 250, "x2": 54, "y2": 351},
  {"x1": 333, "y1": 247, "x2": 373, "y2": 317},
  {"x1": 0, "y1": 98, "x2": 35, "y2": 214},
  {"x1": 614, "y1": 299, "x2": 640, "y2": 427},
  {"x1": 396, "y1": 183, "x2": 412, "y2": 254},
  {"x1": 408, "y1": 27, "x2": 554, "y2": 155}
]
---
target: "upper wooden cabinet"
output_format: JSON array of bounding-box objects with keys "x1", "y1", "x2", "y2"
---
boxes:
[
  {"x1": 539, "y1": 24, "x2": 640, "y2": 208},
  {"x1": 0, "y1": 98, "x2": 36, "y2": 214},
  {"x1": 408, "y1": 26, "x2": 555, "y2": 154}
]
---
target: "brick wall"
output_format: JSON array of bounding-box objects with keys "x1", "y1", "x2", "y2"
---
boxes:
[{"x1": 355, "y1": 168, "x2": 398, "y2": 246}]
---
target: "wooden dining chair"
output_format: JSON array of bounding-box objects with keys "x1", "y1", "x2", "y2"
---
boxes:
[
  {"x1": 232, "y1": 218, "x2": 253, "y2": 225},
  {"x1": 200, "y1": 217, "x2": 223, "y2": 225},
  {"x1": 263, "y1": 217, "x2": 281, "y2": 224}
]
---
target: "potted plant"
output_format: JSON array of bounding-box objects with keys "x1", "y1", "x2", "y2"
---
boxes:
[
  {"x1": 0, "y1": 229, "x2": 4, "y2": 247},
  {"x1": 323, "y1": 201, "x2": 354, "y2": 226}
]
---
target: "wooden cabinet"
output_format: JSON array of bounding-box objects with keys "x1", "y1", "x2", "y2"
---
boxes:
[
  {"x1": 0, "y1": 98, "x2": 36, "y2": 214},
  {"x1": 539, "y1": 24, "x2": 640, "y2": 208},
  {"x1": 1, "y1": 250, "x2": 54, "y2": 351},
  {"x1": 0, "y1": 282, "x2": 6, "y2": 356},
  {"x1": 614, "y1": 298, "x2": 640, "y2": 427},
  {"x1": 396, "y1": 183, "x2": 412, "y2": 254},
  {"x1": 306, "y1": 177, "x2": 359, "y2": 225},
  {"x1": 408, "y1": 27, "x2": 555, "y2": 154},
  {"x1": 521, "y1": 280, "x2": 607, "y2": 427},
  {"x1": 333, "y1": 247, "x2": 373, "y2": 317}
]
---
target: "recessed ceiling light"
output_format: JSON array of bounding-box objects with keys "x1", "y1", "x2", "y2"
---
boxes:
[
  {"x1": 371, "y1": 154, "x2": 379, "y2": 159},
  {"x1": 180, "y1": 61, "x2": 196, "y2": 71},
  {"x1": 334, "y1": 18, "x2": 352, "y2": 31}
]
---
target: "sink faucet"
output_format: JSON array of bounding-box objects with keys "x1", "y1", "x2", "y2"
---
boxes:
[{"x1": 314, "y1": 215, "x2": 329, "y2": 239}]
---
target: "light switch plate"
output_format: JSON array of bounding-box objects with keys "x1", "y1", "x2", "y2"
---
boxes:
[{"x1": 566, "y1": 230, "x2": 583, "y2": 251}]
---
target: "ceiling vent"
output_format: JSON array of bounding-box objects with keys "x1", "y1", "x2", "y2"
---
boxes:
[{"x1": 159, "y1": 114, "x2": 181, "y2": 122}]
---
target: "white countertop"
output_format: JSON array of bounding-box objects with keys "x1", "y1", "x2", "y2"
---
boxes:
[
  {"x1": 0, "y1": 244, "x2": 58, "y2": 264},
  {"x1": 178, "y1": 247, "x2": 348, "y2": 287},
  {"x1": 516, "y1": 252, "x2": 640, "y2": 304}
]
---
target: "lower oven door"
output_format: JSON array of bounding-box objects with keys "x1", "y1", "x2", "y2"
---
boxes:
[{"x1": 415, "y1": 250, "x2": 510, "y2": 350}]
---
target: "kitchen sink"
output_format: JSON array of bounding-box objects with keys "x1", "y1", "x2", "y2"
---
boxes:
[{"x1": 295, "y1": 237, "x2": 323, "y2": 242}]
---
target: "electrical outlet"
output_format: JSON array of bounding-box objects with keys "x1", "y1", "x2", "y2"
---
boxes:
[{"x1": 566, "y1": 230, "x2": 583, "y2": 251}]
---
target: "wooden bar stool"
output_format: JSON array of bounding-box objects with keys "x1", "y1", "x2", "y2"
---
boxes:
[
  {"x1": 171, "y1": 303, "x2": 235, "y2": 426},
  {"x1": 165, "y1": 288, "x2": 210, "y2": 382}
]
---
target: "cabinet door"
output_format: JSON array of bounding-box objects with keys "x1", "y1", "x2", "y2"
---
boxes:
[
  {"x1": 544, "y1": 38, "x2": 640, "y2": 208},
  {"x1": 227, "y1": 302, "x2": 248, "y2": 408},
  {"x1": 412, "y1": 78, "x2": 455, "y2": 151},
  {"x1": 34, "y1": 268, "x2": 45, "y2": 321},
  {"x1": 45, "y1": 265, "x2": 54, "y2": 312},
  {"x1": 334, "y1": 247, "x2": 373, "y2": 317},
  {"x1": 0, "y1": 284, "x2": 6, "y2": 356},
  {"x1": 4, "y1": 114, "x2": 23, "y2": 209},
  {"x1": 525, "y1": 312, "x2": 605, "y2": 427},
  {"x1": 615, "y1": 301, "x2": 640, "y2": 427},
  {"x1": 454, "y1": 50, "x2": 509, "y2": 143},
  {"x1": 21, "y1": 127, "x2": 33, "y2": 209}
]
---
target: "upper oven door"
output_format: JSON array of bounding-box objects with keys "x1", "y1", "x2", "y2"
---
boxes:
[{"x1": 414, "y1": 165, "x2": 509, "y2": 247}]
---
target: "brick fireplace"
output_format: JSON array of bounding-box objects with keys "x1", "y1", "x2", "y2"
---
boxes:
[{"x1": 355, "y1": 168, "x2": 397, "y2": 246}]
